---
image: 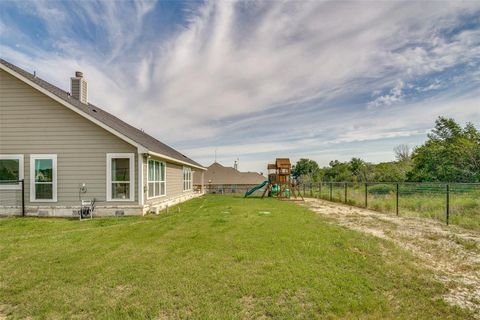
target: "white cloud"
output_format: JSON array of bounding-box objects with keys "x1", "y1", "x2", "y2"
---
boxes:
[
  {"x1": 367, "y1": 80, "x2": 405, "y2": 108},
  {"x1": 417, "y1": 79, "x2": 443, "y2": 92},
  {"x1": 2, "y1": 0, "x2": 480, "y2": 172}
]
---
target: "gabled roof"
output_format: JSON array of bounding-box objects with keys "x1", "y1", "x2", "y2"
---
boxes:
[
  {"x1": 193, "y1": 162, "x2": 266, "y2": 185},
  {"x1": 275, "y1": 158, "x2": 291, "y2": 168},
  {"x1": 0, "y1": 58, "x2": 205, "y2": 170}
]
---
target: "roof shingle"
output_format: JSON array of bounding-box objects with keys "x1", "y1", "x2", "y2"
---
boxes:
[
  {"x1": 193, "y1": 162, "x2": 266, "y2": 185},
  {"x1": 0, "y1": 58, "x2": 204, "y2": 169}
]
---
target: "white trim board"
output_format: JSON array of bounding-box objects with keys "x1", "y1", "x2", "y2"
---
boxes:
[
  {"x1": 146, "y1": 158, "x2": 167, "y2": 200},
  {"x1": 0, "y1": 154, "x2": 24, "y2": 190},
  {"x1": 182, "y1": 166, "x2": 193, "y2": 192},
  {"x1": 106, "y1": 153, "x2": 135, "y2": 202},
  {"x1": 30, "y1": 154, "x2": 57, "y2": 203},
  {"x1": 147, "y1": 151, "x2": 206, "y2": 171},
  {"x1": 0, "y1": 64, "x2": 147, "y2": 153},
  {"x1": 0, "y1": 64, "x2": 206, "y2": 171},
  {"x1": 138, "y1": 153, "x2": 144, "y2": 206}
]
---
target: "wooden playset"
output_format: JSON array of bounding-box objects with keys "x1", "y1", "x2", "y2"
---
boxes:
[{"x1": 261, "y1": 158, "x2": 303, "y2": 200}]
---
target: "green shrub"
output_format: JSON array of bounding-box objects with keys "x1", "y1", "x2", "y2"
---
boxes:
[{"x1": 368, "y1": 184, "x2": 396, "y2": 194}]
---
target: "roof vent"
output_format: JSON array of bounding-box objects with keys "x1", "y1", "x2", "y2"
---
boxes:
[{"x1": 71, "y1": 71, "x2": 88, "y2": 104}]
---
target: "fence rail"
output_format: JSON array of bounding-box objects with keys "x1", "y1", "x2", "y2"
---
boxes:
[
  {"x1": 0, "y1": 179, "x2": 25, "y2": 216},
  {"x1": 299, "y1": 181, "x2": 480, "y2": 229}
]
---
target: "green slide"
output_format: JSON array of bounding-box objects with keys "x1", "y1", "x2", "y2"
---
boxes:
[{"x1": 244, "y1": 181, "x2": 268, "y2": 198}]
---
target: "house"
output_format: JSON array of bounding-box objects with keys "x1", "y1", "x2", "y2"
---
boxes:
[
  {"x1": 193, "y1": 162, "x2": 266, "y2": 194},
  {"x1": 0, "y1": 59, "x2": 206, "y2": 216}
]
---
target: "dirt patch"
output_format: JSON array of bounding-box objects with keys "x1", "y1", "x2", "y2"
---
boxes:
[
  {"x1": 0, "y1": 306, "x2": 5, "y2": 320},
  {"x1": 240, "y1": 295, "x2": 269, "y2": 320},
  {"x1": 302, "y1": 198, "x2": 480, "y2": 318}
]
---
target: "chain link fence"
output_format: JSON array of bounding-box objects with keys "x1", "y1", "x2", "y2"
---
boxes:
[{"x1": 299, "y1": 181, "x2": 480, "y2": 229}]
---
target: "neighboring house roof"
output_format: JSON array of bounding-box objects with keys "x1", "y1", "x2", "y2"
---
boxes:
[
  {"x1": 193, "y1": 162, "x2": 266, "y2": 185},
  {"x1": 0, "y1": 58, "x2": 205, "y2": 170}
]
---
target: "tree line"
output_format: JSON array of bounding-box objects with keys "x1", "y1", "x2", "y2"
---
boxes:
[{"x1": 292, "y1": 117, "x2": 480, "y2": 183}]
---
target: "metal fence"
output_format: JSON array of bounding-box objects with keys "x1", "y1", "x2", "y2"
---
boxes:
[
  {"x1": 0, "y1": 179, "x2": 25, "y2": 216},
  {"x1": 202, "y1": 184, "x2": 266, "y2": 195},
  {"x1": 299, "y1": 182, "x2": 480, "y2": 228}
]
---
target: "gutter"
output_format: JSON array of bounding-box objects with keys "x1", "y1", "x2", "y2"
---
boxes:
[{"x1": 146, "y1": 151, "x2": 206, "y2": 171}]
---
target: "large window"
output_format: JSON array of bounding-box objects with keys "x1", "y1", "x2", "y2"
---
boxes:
[
  {"x1": 183, "y1": 166, "x2": 192, "y2": 191},
  {"x1": 0, "y1": 155, "x2": 24, "y2": 190},
  {"x1": 107, "y1": 153, "x2": 134, "y2": 201},
  {"x1": 30, "y1": 154, "x2": 57, "y2": 202},
  {"x1": 148, "y1": 159, "x2": 166, "y2": 198}
]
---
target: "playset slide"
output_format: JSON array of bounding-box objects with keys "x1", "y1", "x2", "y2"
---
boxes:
[{"x1": 244, "y1": 181, "x2": 268, "y2": 198}]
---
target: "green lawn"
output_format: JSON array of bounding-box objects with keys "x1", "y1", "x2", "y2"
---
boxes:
[{"x1": 0, "y1": 195, "x2": 472, "y2": 319}]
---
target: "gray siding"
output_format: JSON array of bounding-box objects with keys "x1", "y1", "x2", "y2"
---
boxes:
[
  {"x1": 143, "y1": 155, "x2": 196, "y2": 208},
  {"x1": 0, "y1": 69, "x2": 139, "y2": 209}
]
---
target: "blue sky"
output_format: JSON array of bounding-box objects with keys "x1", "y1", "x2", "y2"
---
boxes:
[{"x1": 1, "y1": 0, "x2": 479, "y2": 172}]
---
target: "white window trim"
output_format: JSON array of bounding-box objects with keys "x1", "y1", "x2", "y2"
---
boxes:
[
  {"x1": 147, "y1": 159, "x2": 166, "y2": 199},
  {"x1": 30, "y1": 154, "x2": 57, "y2": 202},
  {"x1": 183, "y1": 166, "x2": 192, "y2": 192},
  {"x1": 138, "y1": 153, "x2": 144, "y2": 206},
  {"x1": 106, "y1": 153, "x2": 135, "y2": 202},
  {"x1": 0, "y1": 154, "x2": 24, "y2": 190}
]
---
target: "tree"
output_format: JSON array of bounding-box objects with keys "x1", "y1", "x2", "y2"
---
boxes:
[
  {"x1": 394, "y1": 144, "x2": 411, "y2": 162},
  {"x1": 373, "y1": 161, "x2": 409, "y2": 182},
  {"x1": 292, "y1": 159, "x2": 320, "y2": 183},
  {"x1": 407, "y1": 117, "x2": 480, "y2": 182},
  {"x1": 349, "y1": 157, "x2": 374, "y2": 182},
  {"x1": 322, "y1": 160, "x2": 353, "y2": 182}
]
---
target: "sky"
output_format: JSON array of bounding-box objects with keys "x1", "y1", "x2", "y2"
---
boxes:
[{"x1": 1, "y1": 0, "x2": 479, "y2": 173}]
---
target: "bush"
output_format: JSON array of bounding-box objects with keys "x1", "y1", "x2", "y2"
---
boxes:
[{"x1": 368, "y1": 184, "x2": 396, "y2": 194}]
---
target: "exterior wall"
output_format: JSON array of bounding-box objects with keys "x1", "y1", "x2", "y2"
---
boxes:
[
  {"x1": 192, "y1": 169, "x2": 204, "y2": 192},
  {"x1": 142, "y1": 155, "x2": 202, "y2": 214},
  {"x1": 0, "y1": 69, "x2": 141, "y2": 216}
]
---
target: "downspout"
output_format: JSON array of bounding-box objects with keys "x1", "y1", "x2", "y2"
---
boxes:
[{"x1": 138, "y1": 152, "x2": 145, "y2": 213}]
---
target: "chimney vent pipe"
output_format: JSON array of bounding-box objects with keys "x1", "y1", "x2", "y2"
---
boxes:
[{"x1": 71, "y1": 71, "x2": 88, "y2": 104}]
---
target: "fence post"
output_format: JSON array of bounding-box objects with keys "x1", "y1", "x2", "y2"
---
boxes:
[
  {"x1": 310, "y1": 183, "x2": 313, "y2": 197},
  {"x1": 21, "y1": 179, "x2": 25, "y2": 217},
  {"x1": 303, "y1": 184, "x2": 305, "y2": 197},
  {"x1": 396, "y1": 183, "x2": 399, "y2": 216},
  {"x1": 446, "y1": 184, "x2": 450, "y2": 225},
  {"x1": 329, "y1": 182, "x2": 333, "y2": 201},
  {"x1": 318, "y1": 182, "x2": 321, "y2": 199},
  {"x1": 344, "y1": 183, "x2": 347, "y2": 204},
  {"x1": 365, "y1": 183, "x2": 368, "y2": 208}
]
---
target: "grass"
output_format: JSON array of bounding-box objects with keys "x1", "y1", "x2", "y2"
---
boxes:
[
  {"x1": 306, "y1": 183, "x2": 480, "y2": 230},
  {"x1": 0, "y1": 195, "x2": 473, "y2": 319}
]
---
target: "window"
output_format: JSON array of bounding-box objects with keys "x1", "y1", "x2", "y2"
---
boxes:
[
  {"x1": 148, "y1": 159, "x2": 166, "y2": 198},
  {"x1": 0, "y1": 155, "x2": 24, "y2": 190},
  {"x1": 107, "y1": 153, "x2": 134, "y2": 201},
  {"x1": 183, "y1": 166, "x2": 192, "y2": 191},
  {"x1": 30, "y1": 155, "x2": 57, "y2": 202}
]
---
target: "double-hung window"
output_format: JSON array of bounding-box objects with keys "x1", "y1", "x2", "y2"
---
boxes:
[
  {"x1": 107, "y1": 153, "x2": 134, "y2": 201},
  {"x1": 0, "y1": 155, "x2": 24, "y2": 190},
  {"x1": 183, "y1": 166, "x2": 192, "y2": 191},
  {"x1": 148, "y1": 159, "x2": 166, "y2": 198},
  {"x1": 30, "y1": 154, "x2": 57, "y2": 202}
]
